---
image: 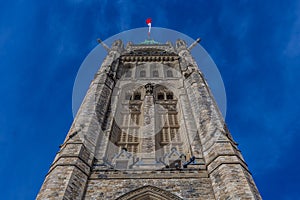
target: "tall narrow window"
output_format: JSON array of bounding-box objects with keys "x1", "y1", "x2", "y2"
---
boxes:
[
  {"x1": 174, "y1": 129, "x2": 180, "y2": 141},
  {"x1": 157, "y1": 93, "x2": 164, "y2": 100},
  {"x1": 135, "y1": 115, "x2": 139, "y2": 125},
  {"x1": 133, "y1": 129, "x2": 138, "y2": 142},
  {"x1": 121, "y1": 131, "x2": 127, "y2": 142},
  {"x1": 140, "y1": 70, "x2": 146, "y2": 77},
  {"x1": 174, "y1": 114, "x2": 179, "y2": 125},
  {"x1": 167, "y1": 70, "x2": 173, "y2": 77},
  {"x1": 170, "y1": 128, "x2": 175, "y2": 140},
  {"x1": 128, "y1": 133, "x2": 133, "y2": 142},
  {"x1": 153, "y1": 70, "x2": 159, "y2": 77},
  {"x1": 168, "y1": 114, "x2": 174, "y2": 125},
  {"x1": 163, "y1": 128, "x2": 169, "y2": 142}
]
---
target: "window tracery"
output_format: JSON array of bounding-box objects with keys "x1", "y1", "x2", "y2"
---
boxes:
[{"x1": 108, "y1": 84, "x2": 183, "y2": 167}]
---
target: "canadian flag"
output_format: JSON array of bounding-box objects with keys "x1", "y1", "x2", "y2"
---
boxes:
[{"x1": 146, "y1": 18, "x2": 152, "y2": 36}]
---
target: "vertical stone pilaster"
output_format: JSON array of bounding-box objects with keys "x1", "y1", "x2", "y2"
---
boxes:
[{"x1": 141, "y1": 94, "x2": 156, "y2": 157}]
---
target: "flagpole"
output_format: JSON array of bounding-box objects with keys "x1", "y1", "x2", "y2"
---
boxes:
[{"x1": 146, "y1": 18, "x2": 152, "y2": 40}]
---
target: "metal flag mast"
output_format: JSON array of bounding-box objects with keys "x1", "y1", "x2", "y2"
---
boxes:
[{"x1": 146, "y1": 18, "x2": 152, "y2": 39}]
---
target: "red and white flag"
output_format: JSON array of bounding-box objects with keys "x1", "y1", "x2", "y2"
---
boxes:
[{"x1": 146, "y1": 18, "x2": 152, "y2": 36}]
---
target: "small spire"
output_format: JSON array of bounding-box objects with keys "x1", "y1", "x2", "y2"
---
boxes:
[
  {"x1": 97, "y1": 38, "x2": 110, "y2": 52},
  {"x1": 188, "y1": 38, "x2": 201, "y2": 51}
]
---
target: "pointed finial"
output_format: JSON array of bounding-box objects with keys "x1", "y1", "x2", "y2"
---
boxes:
[
  {"x1": 97, "y1": 38, "x2": 110, "y2": 52},
  {"x1": 188, "y1": 38, "x2": 201, "y2": 51}
]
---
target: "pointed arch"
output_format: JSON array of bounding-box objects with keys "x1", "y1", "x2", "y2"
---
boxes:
[{"x1": 116, "y1": 185, "x2": 182, "y2": 200}]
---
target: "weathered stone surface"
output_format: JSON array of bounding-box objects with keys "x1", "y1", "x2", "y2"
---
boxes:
[
  {"x1": 37, "y1": 39, "x2": 261, "y2": 200},
  {"x1": 85, "y1": 178, "x2": 215, "y2": 200}
]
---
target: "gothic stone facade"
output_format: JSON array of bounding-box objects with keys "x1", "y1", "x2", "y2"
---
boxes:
[{"x1": 37, "y1": 39, "x2": 261, "y2": 199}]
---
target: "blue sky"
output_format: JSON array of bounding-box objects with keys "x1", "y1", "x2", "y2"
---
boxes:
[{"x1": 0, "y1": 0, "x2": 299, "y2": 199}]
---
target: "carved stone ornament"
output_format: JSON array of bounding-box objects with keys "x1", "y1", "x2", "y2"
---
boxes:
[
  {"x1": 116, "y1": 185, "x2": 183, "y2": 200},
  {"x1": 145, "y1": 83, "x2": 154, "y2": 95}
]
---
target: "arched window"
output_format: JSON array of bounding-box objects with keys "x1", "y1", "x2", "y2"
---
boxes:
[
  {"x1": 166, "y1": 92, "x2": 173, "y2": 100},
  {"x1": 152, "y1": 70, "x2": 159, "y2": 77},
  {"x1": 157, "y1": 93, "x2": 164, "y2": 100},
  {"x1": 140, "y1": 70, "x2": 146, "y2": 77},
  {"x1": 166, "y1": 70, "x2": 173, "y2": 77},
  {"x1": 134, "y1": 93, "x2": 141, "y2": 100}
]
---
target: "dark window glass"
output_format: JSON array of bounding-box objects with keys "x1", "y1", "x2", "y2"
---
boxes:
[
  {"x1": 134, "y1": 93, "x2": 141, "y2": 100},
  {"x1": 166, "y1": 93, "x2": 173, "y2": 99},
  {"x1": 167, "y1": 70, "x2": 173, "y2": 77},
  {"x1": 157, "y1": 93, "x2": 164, "y2": 100}
]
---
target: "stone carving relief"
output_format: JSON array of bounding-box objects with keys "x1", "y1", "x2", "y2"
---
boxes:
[{"x1": 116, "y1": 185, "x2": 183, "y2": 200}]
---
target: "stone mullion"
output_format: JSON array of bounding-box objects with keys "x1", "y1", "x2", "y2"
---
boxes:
[
  {"x1": 165, "y1": 113, "x2": 170, "y2": 152},
  {"x1": 125, "y1": 114, "x2": 129, "y2": 145},
  {"x1": 159, "y1": 63, "x2": 164, "y2": 79},
  {"x1": 166, "y1": 111, "x2": 171, "y2": 145},
  {"x1": 161, "y1": 127, "x2": 165, "y2": 142},
  {"x1": 177, "y1": 93, "x2": 196, "y2": 159},
  {"x1": 174, "y1": 113, "x2": 178, "y2": 125}
]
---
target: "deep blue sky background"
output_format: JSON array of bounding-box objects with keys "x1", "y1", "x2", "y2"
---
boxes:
[{"x1": 0, "y1": 0, "x2": 299, "y2": 199}]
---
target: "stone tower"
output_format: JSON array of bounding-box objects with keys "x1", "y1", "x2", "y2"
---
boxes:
[{"x1": 37, "y1": 39, "x2": 261, "y2": 200}]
